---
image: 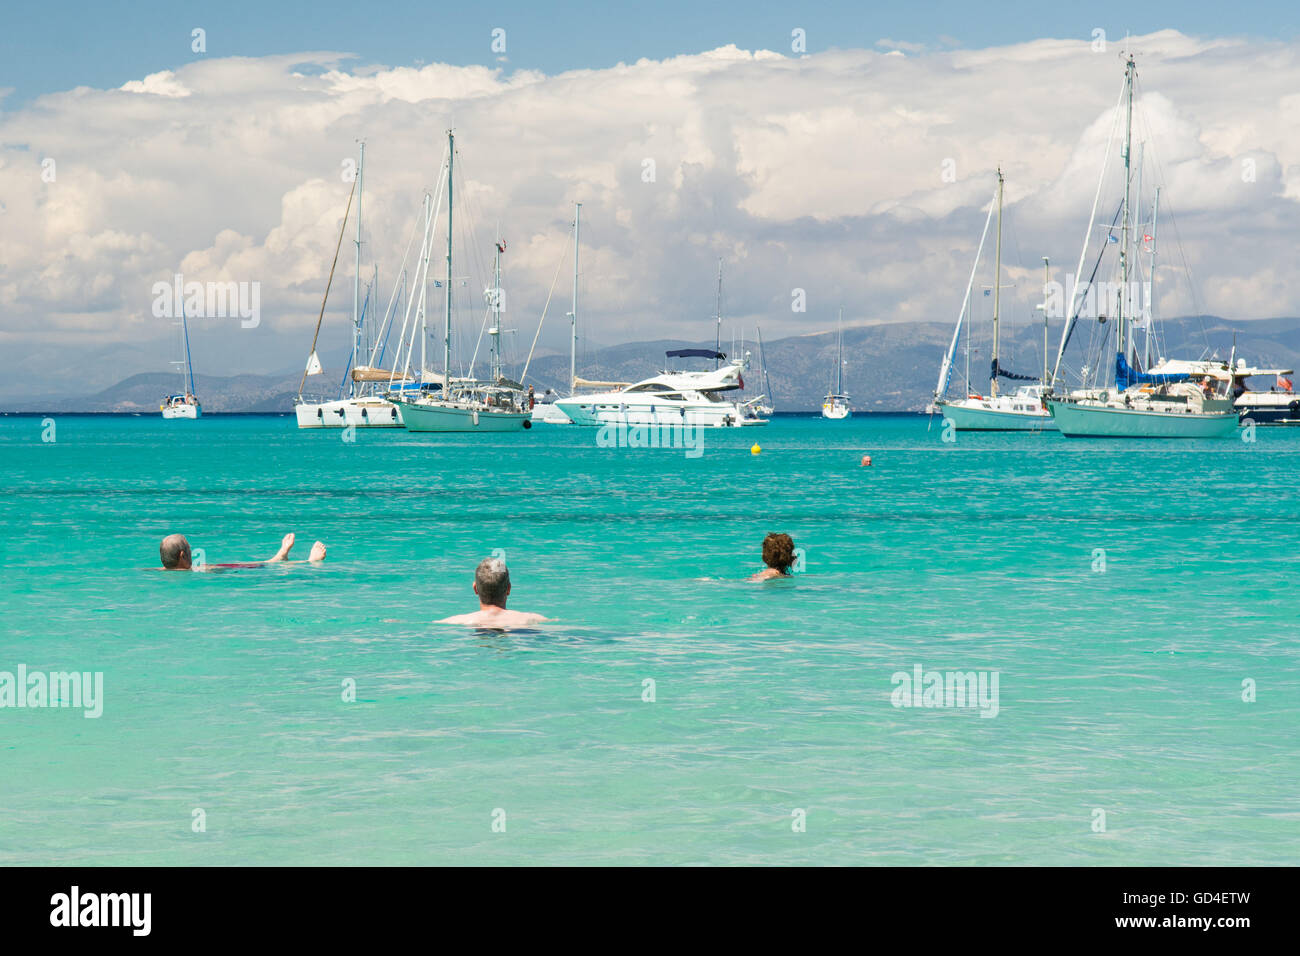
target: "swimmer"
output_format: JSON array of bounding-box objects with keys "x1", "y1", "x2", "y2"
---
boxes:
[
  {"x1": 437, "y1": 556, "x2": 551, "y2": 627},
  {"x1": 159, "y1": 532, "x2": 326, "y2": 570},
  {"x1": 749, "y1": 532, "x2": 796, "y2": 581}
]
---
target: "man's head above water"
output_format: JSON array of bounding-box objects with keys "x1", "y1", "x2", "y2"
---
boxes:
[
  {"x1": 473, "y1": 556, "x2": 511, "y2": 608},
  {"x1": 160, "y1": 533, "x2": 192, "y2": 570}
]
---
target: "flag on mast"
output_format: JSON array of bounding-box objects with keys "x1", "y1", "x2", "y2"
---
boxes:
[{"x1": 305, "y1": 351, "x2": 323, "y2": 376}]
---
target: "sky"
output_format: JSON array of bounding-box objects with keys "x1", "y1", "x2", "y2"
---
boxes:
[{"x1": 1, "y1": 1, "x2": 1298, "y2": 395}]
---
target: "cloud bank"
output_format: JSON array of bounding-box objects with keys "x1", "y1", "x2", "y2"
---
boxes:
[{"x1": 1, "y1": 30, "x2": 1297, "y2": 393}]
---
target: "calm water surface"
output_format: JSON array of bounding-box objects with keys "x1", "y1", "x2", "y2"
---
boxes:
[{"x1": 0, "y1": 413, "x2": 1295, "y2": 865}]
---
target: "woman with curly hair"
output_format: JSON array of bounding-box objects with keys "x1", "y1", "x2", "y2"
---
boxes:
[{"x1": 750, "y1": 532, "x2": 796, "y2": 581}]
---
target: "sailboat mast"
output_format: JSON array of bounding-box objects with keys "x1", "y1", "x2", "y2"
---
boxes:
[
  {"x1": 714, "y1": 258, "x2": 723, "y2": 369},
  {"x1": 1041, "y1": 257, "x2": 1050, "y2": 385},
  {"x1": 1146, "y1": 186, "x2": 1160, "y2": 368},
  {"x1": 1119, "y1": 55, "x2": 1135, "y2": 372},
  {"x1": 420, "y1": 193, "x2": 430, "y2": 380},
  {"x1": 444, "y1": 130, "x2": 454, "y2": 389},
  {"x1": 836, "y1": 309, "x2": 844, "y2": 394},
  {"x1": 181, "y1": 300, "x2": 195, "y2": 396},
  {"x1": 492, "y1": 238, "x2": 502, "y2": 383},
  {"x1": 990, "y1": 168, "x2": 1003, "y2": 398},
  {"x1": 570, "y1": 201, "x2": 580, "y2": 395},
  {"x1": 352, "y1": 140, "x2": 364, "y2": 398}
]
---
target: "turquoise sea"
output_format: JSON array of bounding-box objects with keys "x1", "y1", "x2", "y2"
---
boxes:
[{"x1": 0, "y1": 413, "x2": 1296, "y2": 866}]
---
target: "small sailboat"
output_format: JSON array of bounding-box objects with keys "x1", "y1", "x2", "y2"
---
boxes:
[
  {"x1": 394, "y1": 130, "x2": 531, "y2": 432},
  {"x1": 296, "y1": 141, "x2": 405, "y2": 429},
  {"x1": 933, "y1": 169, "x2": 1055, "y2": 431},
  {"x1": 821, "y1": 311, "x2": 850, "y2": 419},
  {"x1": 161, "y1": 300, "x2": 201, "y2": 419},
  {"x1": 532, "y1": 200, "x2": 584, "y2": 424},
  {"x1": 754, "y1": 326, "x2": 775, "y2": 418},
  {"x1": 1045, "y1": 55, "x2": 1238, "y2": 438}
]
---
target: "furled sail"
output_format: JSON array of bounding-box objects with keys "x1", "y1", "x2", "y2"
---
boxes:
[{"x1": 992, "y1": 359, "x2": 1037, "y2": 382}]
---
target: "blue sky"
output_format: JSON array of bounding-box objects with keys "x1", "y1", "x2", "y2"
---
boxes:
[{"x1": 3, "y1": 0, "x2": 1294, "y2": 105}]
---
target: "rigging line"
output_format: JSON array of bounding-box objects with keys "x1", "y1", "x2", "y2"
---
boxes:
[
  {"x1": 1051, "y1": 68, "x2": 1127, "y2": 387},
  {"x1": 298, "y1": 172, "x2": 358, "y2": 399},
  {"x1": 1132, "y1": 81, "x2": 1211, "y2": 353},
  {"x1": 1062, "y1": 200, "x2": 1124, "y2": 385},
  {"x1": 521, "y1": 224, "x2": 573, "y2": 384},
  {"x1": 367, "y1": 199, "x2": 424, "y2": 370}
]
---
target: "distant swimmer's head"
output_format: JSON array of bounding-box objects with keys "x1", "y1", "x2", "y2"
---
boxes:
[
  {"x1": 761, "y1": 533, "x2": 796, "y2": 575},
  {"x1": 473, "y1": 556, "x2": 512, "y2": 608},
  {"x1": 160, "y1": 533, "x2": 192, "y2": 570}
]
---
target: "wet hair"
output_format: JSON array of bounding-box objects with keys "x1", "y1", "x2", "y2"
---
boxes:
[
  {"x1": 475, "y1": 556, "x2": 511, "y2": 607},
  {"x1": 761, "y1": 533, "x2": 796, "y2": 573},
  {"x1": 160, "y1": 534, "x2": 191, "y2": 569}
]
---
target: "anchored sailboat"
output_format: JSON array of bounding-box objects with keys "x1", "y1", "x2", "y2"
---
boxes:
[
  {"x1": 295, "y1": 141, "x2": 405, "y2": 428},
  {"x1": 754, "y1": 326, "x2": 775, "y2": 417},
  {"x1": 531, "y1": 200, "x2": 588, "y2": 424},
  {"x1": 932, "y1": 169, "x2": 1055, "y2": 431},
  {"x1": 394, "y1": 130, "x2": 532, "y2": 432},
  {"x1": 822, "y1": 311, "x2": 849, "y2": 419},
  {"x1": 1045, "y1": 55, "x2": 1237, "y2": 438},
  {"x1": 160, "y1": 299, "x2": 201, "y2": 419}
]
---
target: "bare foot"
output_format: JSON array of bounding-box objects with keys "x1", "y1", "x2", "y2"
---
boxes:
[
  {"x1": 308, "y1": 541, "x2": 326, "y2": 563},
  {"x1": 268, "y1": 532, "x2": 295, "y2": 562}
]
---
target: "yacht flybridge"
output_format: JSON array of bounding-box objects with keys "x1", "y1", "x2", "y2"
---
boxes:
[{"x1": 555, "y1": 349, "x2": 765, "y2": 427}]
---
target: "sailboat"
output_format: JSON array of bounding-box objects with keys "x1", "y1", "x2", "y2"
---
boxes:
[
  {"x1": 933, "y1": 169, "x2": 1055, "y2": 431},
  {"x1": 821, "y1": 312, "x2": 850, "y2": 419},
  {"x1": 295, "y1": 141, "x2": 405, "y2": 429},
  {"x1": 394, "y1": 130, "x2": 532, "y2": 432},
  {"x1": 532, "y1": 201, "x2": 587, "y2": 424},
  {"x1": 160, "y1": 300, "x2": 201, "y2": 419},
  {"x1": 754, "y1": 326, "x2": 775, "y2": 417},
  {"x1": 1045, "y1": 55, "x2": 1238, "y2": 438}
]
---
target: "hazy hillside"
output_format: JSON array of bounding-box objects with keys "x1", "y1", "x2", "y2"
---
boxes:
[{"x1": 5, "y1": 315, "x2": 1297, "y2": 413}]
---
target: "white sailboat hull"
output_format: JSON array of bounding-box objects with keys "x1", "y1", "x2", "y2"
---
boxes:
[
  {"x1": 161, "y1": 403, "x2": 201, "y2": 419},
  {"x1": 1047, "y1": 400, "x2": 1238, "y2": 438},
  {"x1": 937, "y1": 399, "x2": 1055, "y2": 431},
  {"x1": 295, "y1": 398, "x2": 403, "y2": 428},
  {"x1": 821, "y1": 402, "x2": 850, "y2": 420},
  {"x1": 396, "y1": 400, "x2": 531, "y2": 432}
]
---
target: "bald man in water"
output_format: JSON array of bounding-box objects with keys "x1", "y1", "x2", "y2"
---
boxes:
[
  {"x1": 437, "y1": 556, "x2": 550, "y2": 627},
  {"x1": 159, "y1": 532, "x2": 326, "y2": 570}
]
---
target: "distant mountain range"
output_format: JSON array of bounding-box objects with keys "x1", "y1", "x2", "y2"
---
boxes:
[{"x1": 5, "y1": 315, "x2": 1297, "y2": 414}]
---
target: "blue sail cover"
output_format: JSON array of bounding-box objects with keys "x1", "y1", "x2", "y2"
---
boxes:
[
  {"x1": 1115, "y1": 352, "x2": 1187, "y2": 390},
  {"x1": 666, "y1": 348, "x2": 725, "y2": 360}
]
